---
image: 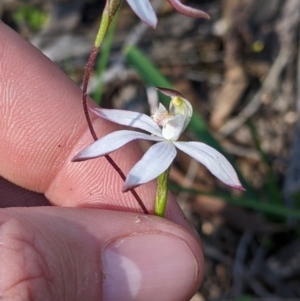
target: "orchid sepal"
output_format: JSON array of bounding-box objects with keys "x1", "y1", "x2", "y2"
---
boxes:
[
  {"x1": 173, "y1": 141, "x2": 244, "y2": 191},
  {"x1": 126, "y1": 0, "x2": 158, "y2": 28}
]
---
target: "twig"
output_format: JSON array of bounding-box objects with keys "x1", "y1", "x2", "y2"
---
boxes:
[
  {"x1": 245, "y1": 245, "x2": 266, "y2": 280},
  {"x1": 232, "y1": 231, "x2": 253, "y2": 297},
  {"x1": 216, "y1": 47, "x2": 292, "y2": 139},
  {"x1": 202, "y1": 240, "x2": 233, "y2": 266},
  {"x1": 248, "y1": 278, "x2": 275, "y2": 298}
]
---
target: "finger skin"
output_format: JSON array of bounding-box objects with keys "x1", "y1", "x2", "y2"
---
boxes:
[
  {"x1": 0, "y1": 207, "x2": 204, "y2": 301},
  {"x1": 0, "y1": 21, "x2": 187, "y2": 228}
]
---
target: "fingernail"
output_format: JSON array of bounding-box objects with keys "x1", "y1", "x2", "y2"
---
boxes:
[{"x1": 102, "y1": 233, "x2": 198, "y2": 301}]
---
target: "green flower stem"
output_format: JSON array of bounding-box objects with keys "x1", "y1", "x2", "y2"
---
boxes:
[
  {"x1": 94, "y1": 0, "x2": 122, "y2": 48},
  {"x1": 94, "y1": 10, "x2": 110, "y2": 48},
  {"x1": 93, "y1": 10, "x2": 119, "y2": 104},
  {"x1": 155, "y1": 167, "x2": 170, "y2": 217}
]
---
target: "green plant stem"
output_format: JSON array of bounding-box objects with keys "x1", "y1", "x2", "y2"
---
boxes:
[
  {"x1": 95, "y1": 0, "x2": 121, "y2": 48},
  {"x1": 155, "y1": 168, "x2": 170, "y2": 217},
  {"x1": 93, "y1": 10, "x2": 119, "y2": 104}
]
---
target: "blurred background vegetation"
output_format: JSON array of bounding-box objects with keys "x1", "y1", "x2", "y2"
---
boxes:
[{"x1": 1, "y1": 0, "x2": 300, "y2": 300}]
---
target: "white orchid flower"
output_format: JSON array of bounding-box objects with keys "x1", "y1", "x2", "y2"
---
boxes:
[{"x1": 73, "y1": 88, "x2": 244, "y2": 192}]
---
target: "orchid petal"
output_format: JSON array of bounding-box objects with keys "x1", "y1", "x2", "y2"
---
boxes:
[
  {"x1": 91, "y1": 108, "x2": 162, "y2": 137},
  {"x1": 162, "y1": 114, "x2": 185, "y2": 140},
  {"x1": 123, "y1": 141, "x2": 177, "y2": 191},
  {"x1": 174, "y1": 141, "x2": 244, "y2": 190},
  {"x1": 167, "y1": 0, "x2": 210, "y2": 19},
  {"x1": 126, "y1": 0, "x2": 157, "y2": 28},
  {"x1": 72, "y1": 130, "x2": 162, "y2": 161}
]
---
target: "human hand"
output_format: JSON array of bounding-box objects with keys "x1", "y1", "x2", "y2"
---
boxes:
[{"x1": 0, "y1": 21, "x2": 204, "y2": 301}]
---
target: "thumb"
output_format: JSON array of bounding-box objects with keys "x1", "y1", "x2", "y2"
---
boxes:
[{"x1": 0, "y1": 207, "x2": 204, "y2": 301}]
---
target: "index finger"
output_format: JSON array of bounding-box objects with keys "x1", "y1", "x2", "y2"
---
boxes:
[{"x1": 0, "y1": 22, "x2": 189, "y2": 227}]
